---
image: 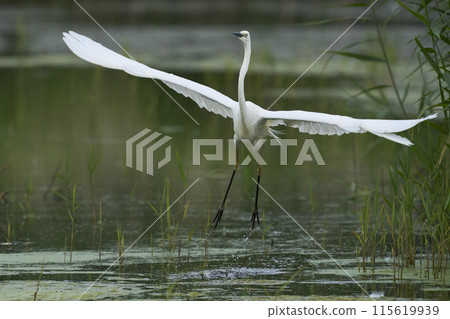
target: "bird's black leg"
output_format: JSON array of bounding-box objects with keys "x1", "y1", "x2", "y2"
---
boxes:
[
  {"x1": 250, "y1": 165, "x2": 262, "y2": 229},
  {"x1": 212, "y1": 147, "x2": 239, "y2": 229}
]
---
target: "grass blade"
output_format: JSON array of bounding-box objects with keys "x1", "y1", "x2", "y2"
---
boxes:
[{"x1": 328, "y1": 51, "x2": 385, "y2": 63}]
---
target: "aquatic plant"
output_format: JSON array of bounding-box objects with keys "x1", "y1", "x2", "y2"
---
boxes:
[
  {"x1": 340, "y1": 0, "x2": 449, "y2": 282},
  {"x1": 87, "y1": 147, "x2": 102, "y2": 221},
  {"x1": 116, "y1": 224, "x2": 125, "y2": 277},
  {"x1": 98, "y1": 200, "x2": 102, "y2": 262},
  {"x1": 146, "y1": 166, "x2": 195, "y2": 258},
  {"x1": 68, "y1": 185, "x2": 80, "y2": 263},
  {"x1": 19, "y1": 179, "x2": 34, "y2": 223},
  {"x1": 33, "y1": 262, "x2": 44, "y2": 301},
  {"x1": 54, "y1": 184, "x2": 80, "y2": 263},
  {"x1": 354, "y1": 182, "x2": 386, "y2": 273},
  {"x1": 87, "y1": 147, "x2": 101, "y2": 197},
  {"x1": 277, "y1": 267, "x2": 304, "y2": 295},
  {"x1": 187, "y1": 227, "x2": 196, "y2": 262},
  {"x1": 383, "y1": 0, "x2": 448, "y2": 282},
  {"x1": 5, "y1": 219, "x2": 11, "y2": 244},
  {"x1": 309, "y1": 178, "x2": 317, "y2": 215},
  {"x1": 43, "y1": 164, "x2": 60, "y2": 201}
]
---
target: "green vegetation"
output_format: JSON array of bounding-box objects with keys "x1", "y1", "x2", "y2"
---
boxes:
[
  {"x1": 33, "y1": 262, "x2": 44, "y2": 301},
  {"x1": 98, "y1": 200, "x2": 103, "y2": 262},
  {"x1": 87, "y1": 147, "x2": 102, "y2": 221},
  {"x1": 146, "y1": 177, "x2": 193, "y2": 254},
  {"x1": 117, "y1": 225, "x2": 125, "y2": 273},
  {"x1": 54, "y1": 184, "x2": 81, "y2": 263},
  {"x1": 354, "y1": 183, "x2": 386, "y2": 274},
  {"x1": 349, "y1": 0, "x2": 449, "y2": 282},
  {"x1": 67, "y1": 185, "x2": 80, "y2": 263}
]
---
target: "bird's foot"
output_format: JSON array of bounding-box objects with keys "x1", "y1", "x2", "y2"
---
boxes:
[
  {"x1": 250, "y1": 208, "x2": 260, "y2": 229},
  {"x1": 212, "y1": 206, "x2": 224, "y2": 229}
]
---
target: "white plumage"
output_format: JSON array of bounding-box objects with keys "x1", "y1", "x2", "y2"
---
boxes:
[
  {"x1": 63, "y1": 30, "x2": 435, "y2": 146},
  {"x1": 63, "y1": 29, "x2": 437, "y2": 228},
  {"x1": 63, "y1": 31, "x2": 235, "y2": 119}
]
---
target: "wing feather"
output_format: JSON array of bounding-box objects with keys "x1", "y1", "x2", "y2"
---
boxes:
[
  {"x1": 63, "y1": 31, "x2": 236, "y2": 118},
  {"x1": 263, "y1": 110, "x2": 436, "y2": 146}
]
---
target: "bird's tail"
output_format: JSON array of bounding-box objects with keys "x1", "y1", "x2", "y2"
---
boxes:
[{"x1": 360, "y1": 114, "x2": 437, "y2": 146}]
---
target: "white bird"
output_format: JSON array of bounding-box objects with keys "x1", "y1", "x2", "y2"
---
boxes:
[{"x1": 62, "y1": 30, "x2": 436, "y2": 229}]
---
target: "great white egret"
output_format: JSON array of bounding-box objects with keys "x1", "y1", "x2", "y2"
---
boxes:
[{"x1": 62, "y1": 30, "x2": 436, "y2": 229}]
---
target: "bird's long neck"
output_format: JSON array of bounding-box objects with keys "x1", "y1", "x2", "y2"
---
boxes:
[{"x1": 238, "y1": 42, "x2": 251, "y2": 119}]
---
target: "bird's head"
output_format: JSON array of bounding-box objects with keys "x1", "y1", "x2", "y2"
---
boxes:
[{"x1": 233, "y1": 30, "x2": 250, "y2": 45}]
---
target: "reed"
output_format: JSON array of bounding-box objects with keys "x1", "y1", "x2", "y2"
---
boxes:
[
  {"x1": 98, "y1": 200, "x2": 102, "y2": 262},
  {"x1": 354, "y1": 190, "x2": 371, "y2": 272},
  {"x1": 147, "y1": 176, "x2": 194, "y2": 257},
  {"x1": 87, "y1": 147, "x2": 101, "y2": 198},
  {"x1": 276, "y1": 267, "x2": 304, "y2": 295},
  {"x1": 117, "y1": 225, "x2": 125, "y2": 273},
  {"x1": 382, "y1": 0, "x2": 448, "y2": 281},
  {"x1": 261, "y1": 211, "x2": 274, "y2": 253},
  {"x1": 87, "y1": 147, "x2": 101, "y2": 221},
  {"x1": 67, "y1": 184, "x2": 80, "y2": 263},
  {"x1": 54, "y1": 184, "x2": 80, "y2": 263},
  {"x1": 187, "y1": 227, "x2": 196, "y2": 262},
  {"x1": 333, "y1": 0, "x2": 448, "y2": 282},
  {"x1": 19, "y1": 179, "x2": 34, "y2": 223},
  {"x1": 5, "y1": 219, "x2": 11, "y2": 244},
  {"x1": 309, "y1": 178, "x2": 316, "y2": 215},
  {"x1": 33, "y1": 262, "x2": 44, "y2": 301},
  {"x1": 44, "y1": 164, "x2": 60, "y2": 201}
]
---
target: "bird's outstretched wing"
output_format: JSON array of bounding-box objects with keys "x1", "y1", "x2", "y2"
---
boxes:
[
  {"x1": 263, "y1": 110, "x2": 437, "y2": 146},
  {"x1": 63, "y1": 31, "x2": 236, "y2": 118}
]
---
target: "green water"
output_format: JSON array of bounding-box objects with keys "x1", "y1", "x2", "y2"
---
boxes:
[{"x1": 0, "y1": 65, "x2": 447, "y2": 301}]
